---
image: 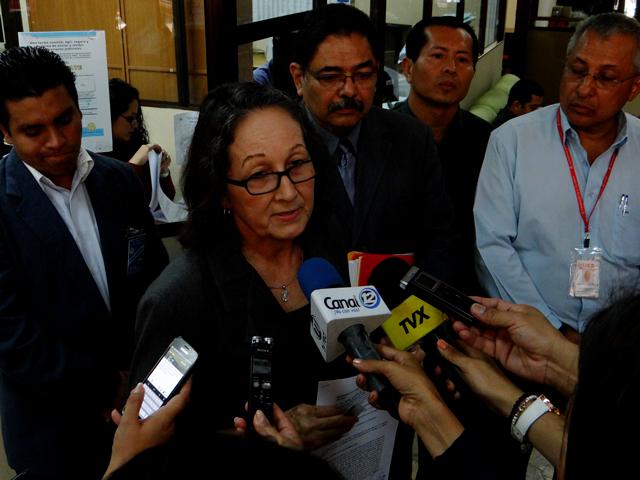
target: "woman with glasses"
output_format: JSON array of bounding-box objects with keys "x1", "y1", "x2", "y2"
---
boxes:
[
  {"x1": 106, "y1": 78, "x2": 175, "y2": 203},
  {"x1": 127, "y1": 82, "x2": 357, "y2": 462}
]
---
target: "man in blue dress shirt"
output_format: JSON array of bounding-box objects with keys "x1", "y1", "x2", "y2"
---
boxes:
[{"x1": 474, "y1": 12, "x2": 640, "y2": 342}]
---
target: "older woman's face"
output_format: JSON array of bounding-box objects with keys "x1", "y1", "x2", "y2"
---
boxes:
[{"x1": 224, "y1": 106, "x2": 315, "y2": 245}]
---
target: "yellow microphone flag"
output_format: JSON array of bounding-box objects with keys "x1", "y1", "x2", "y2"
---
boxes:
[{"x1": 381, "y1": 295, "x2": 448, "y2": 351}]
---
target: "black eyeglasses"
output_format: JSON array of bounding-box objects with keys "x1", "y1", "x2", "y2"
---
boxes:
[
  {"x1": 564, "y1": 64, "x2": 638, "y2": 91},
  {"x1": 120, "y1": 114, "x2": 139, "y2": 126},
  {"x1": 226, "y1": 159, "x2": 315, "y2": 195},
  {"x1": 308, "y1": 69, "x2": 378, "y2": 90}
]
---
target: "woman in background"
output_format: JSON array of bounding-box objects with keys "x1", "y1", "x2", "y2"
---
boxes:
[{"x1": 107, "y1": 78, "x2": 175, "y2": 203}]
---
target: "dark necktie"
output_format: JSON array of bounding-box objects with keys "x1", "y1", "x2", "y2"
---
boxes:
[{"x1": 337, "y1": 138, "x2": 356, "y2": 204}]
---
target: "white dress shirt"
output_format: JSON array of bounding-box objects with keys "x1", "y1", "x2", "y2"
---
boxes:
[{"x1": 24, "y1": 148, "x2": 110, "y2": 310}]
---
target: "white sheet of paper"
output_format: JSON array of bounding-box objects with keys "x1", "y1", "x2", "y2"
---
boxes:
[
  {"x1": 348, "y1": 258, "x2": 360, "y2": 287},
  {"x1": 173, "y1": 111, "x2": 199, "y2": 166},
  {"x1": 148, "y1": 150, "x2": 161, "y2": 211},
  {"x1": 314, "y1": 376, "x2": 398, "y2": 480},
  {"x1": 148, "y1": 151, "x2": 188, "y2": 223}
]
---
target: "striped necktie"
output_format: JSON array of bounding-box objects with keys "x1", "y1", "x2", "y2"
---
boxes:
[{"x1": 337, "y1": 138, "x2": 356, "y2": 204}]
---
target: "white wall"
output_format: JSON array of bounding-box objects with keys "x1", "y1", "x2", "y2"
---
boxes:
[
  {"x1": 141, "y1": 105, "x2": 189, "y2": 193},
  {"x1": 624, "y1": 96, "x2": 640, "y2": 116},
  {"x1": 506, "y1": 0, "x2": 518, "y2": 32},
  {"x1": 461, "y1": 41, "x2": 505, "y2": 109},
  {"x1": 385, "y1": 0, "x2": 422, "y2": 24}
]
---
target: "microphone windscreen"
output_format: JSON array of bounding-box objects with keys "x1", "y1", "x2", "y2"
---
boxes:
[
  {"x1": 367, "y1": 256, "x2": 413, "y2": 310},
  {"x1": 298, "y1": 257, "x2": 346, "y2": 300}
]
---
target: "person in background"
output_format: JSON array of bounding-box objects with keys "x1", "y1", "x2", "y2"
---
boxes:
[
  {"x1": 474, "y1": 12, "x2": 640, "y2": 343},
  {"x1": 352, "y1": 290, "x2": 640, "y2": 479},
  {"x1": 493, "y1": 78, "x2": 545, "y2": 128},
  {"x1": 0, "y1": 46, "x2": 168, "y2": 479},
  {"x1": 393, "y1": 16, "x2": 492, "y2": 296},
  {"x1": 392, "y1": 17, "x2": 522, "y2": 479},
  {"x1": 289, "y1": 4, "x2": 458, "y2": 286},
  {"x1": 106, "y1": 78, "x2": 175, "y2": 203},
  {"x1": 290, "y1": 8, "x2": 461, "y2": 476},
  {"x1": 128, "y1": 82, "x2": 359, "y2": 474},
  {"x1": 253, "y1": 33, "x2": 299, "y2": 98}
]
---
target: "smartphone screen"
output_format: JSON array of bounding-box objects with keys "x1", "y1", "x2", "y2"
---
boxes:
[{"x1": 140, "y1": 336, "x2": 198, "y2": 420}]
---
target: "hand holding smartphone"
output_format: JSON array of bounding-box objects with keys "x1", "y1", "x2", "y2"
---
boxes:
[{"x1": 139, "y1": 336, "x2": 198, "y2": 420}]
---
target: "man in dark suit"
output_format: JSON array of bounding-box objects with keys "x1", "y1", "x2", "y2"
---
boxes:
[
  {"x1": 0, "y1": 46, "x2": 168, "y2": 479},
  {"x1": 289, "y1": 6, "x2": 458, "y2": 480},
  {"x1": 393, "y1": 16, "x2": 493, "y2": 295},
  {"x1": 289, "y1": 4, "x2": 458, "y2": 286}
]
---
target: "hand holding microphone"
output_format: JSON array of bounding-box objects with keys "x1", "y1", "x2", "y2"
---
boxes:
[
  {"x1": 298, "y1": 258, "x2": 400, "y2": 418},
  {"x1": 366, "y1": 257, "x2": 477, "y2": 400},
  {"x1": 349, "y1": 343, "x2": 465, "y2": 458}
]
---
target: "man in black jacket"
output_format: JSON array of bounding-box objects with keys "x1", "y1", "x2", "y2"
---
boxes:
[
  {"x1": 0, "y1": 46, "x2": 168, "y2": 479},
  {"x1": 393, "y1": 16, "x2": 492, "y2": 295},
  {"x1": 290, "y1": 4, "x2": 459, "y2": 287}
]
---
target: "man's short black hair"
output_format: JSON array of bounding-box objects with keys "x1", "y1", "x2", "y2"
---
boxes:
[
  {"x1": 293, "y1": 4, "x2": 381, "y2": 70},
  {"x1": 507, "y1": 78, "x2": 544, "y2": 107},
  {"x1": 0, "y1": 46, "x2": 78, "y2": 131},
  {"x1": 404, "y1": 16, "x2": 480, "y2": 66}
]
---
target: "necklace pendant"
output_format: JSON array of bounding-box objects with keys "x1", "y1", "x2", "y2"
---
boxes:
[{"x1": 281, "y1": 285, "x2": 289, "y2": 303}]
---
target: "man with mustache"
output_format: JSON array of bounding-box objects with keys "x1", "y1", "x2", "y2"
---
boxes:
[
  {"x1": 0, "y1": 46, "x2": 168, "y2": 479},
  {"x1": 474, "y1": 13, "x2": 640, "y2": 344},
  {"x1": 290, "y1": 5, "x2": 459, "y2": 479},
  {"x1": 393, "y1": 16, "x2": 492, "y2": 295},
  {"x1": 290, "y1": 4, "x2": 459, "y2": 288}
]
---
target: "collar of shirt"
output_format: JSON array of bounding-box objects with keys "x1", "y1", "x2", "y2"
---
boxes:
[
  {"x1": 395, "y1": 99, "x2": 463, "y2": 142},
  {"x1": 23, "y1": 147, "x2": 94, "y2": 193},
  {"x1": 305, "y1": 106, "x2": 362, "y2": 155},
  {"x1": 558, "y1": 107, "x2": 629, "y2": 152}
]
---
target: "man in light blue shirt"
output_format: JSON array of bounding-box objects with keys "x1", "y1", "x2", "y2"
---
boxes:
[{"x1": 474, "y1": 12, "x2": 640, "y2": 340}]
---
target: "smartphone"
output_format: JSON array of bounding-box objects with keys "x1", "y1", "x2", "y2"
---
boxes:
[
  {"x1": 139, "y1": 336, "x2": 198, "y2": 420},
  {"x1": 247, "y1": 336, "x2": 274, "y2": 428},
  {"x1": 399, "y1": 266, "x2": 476, "y2": 326}
]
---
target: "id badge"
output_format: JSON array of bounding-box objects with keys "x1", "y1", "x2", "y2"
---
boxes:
[
  {"x1": 127, "y1": 227, "x2": 146, "y2": 276},
  {"x1": 569, "y1": 246, "x2": 602, "y2": 298}
]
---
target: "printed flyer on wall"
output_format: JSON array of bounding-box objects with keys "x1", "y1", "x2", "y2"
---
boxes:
[{"x1": 19, "y1": 30, "x2": 112, "y2": 153}]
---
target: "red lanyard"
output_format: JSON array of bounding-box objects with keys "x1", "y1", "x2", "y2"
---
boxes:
[{"x1": 556, "y1": 109, "x2": 618, "y2": 248}]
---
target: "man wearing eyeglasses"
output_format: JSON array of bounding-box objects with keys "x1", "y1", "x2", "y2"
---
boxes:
[
  {"x1": 290, "y1": 5, "x2": 459, "y2": 480},
  {"x1": 290, "y1": 4, "x2": 459, "y2": 290},
  {"x1": 474, "y1": 12, "x2": 640, "y2": 344}
]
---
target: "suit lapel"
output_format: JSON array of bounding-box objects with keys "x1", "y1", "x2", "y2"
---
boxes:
[
  {"x1": 85, "y1": 157, "x2": 123, "y2": 301},
  {"x1": 314, "y1": 142, "x2": 354, "y2": 244},
  {"x1": 5, "y1": 152, "x2": 106, "y2": 305},
  {"x1": 7, "y1": 152, "x2": 80, "y2": 249},
  {"x1": 352, "y1": 108, "x2": 392, "y2": 244}
]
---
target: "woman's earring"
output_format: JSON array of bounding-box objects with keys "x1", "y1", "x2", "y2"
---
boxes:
[
  {"x1": 223, "y1": 207, "x2": 231, "y2": 217},
  {"x1": 3, "y1": 137, "x2": 11, "y2": 146}
]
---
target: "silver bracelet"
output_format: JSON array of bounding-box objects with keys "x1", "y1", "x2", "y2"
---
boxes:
[{"x1": 511, "y1": 394, "x2": 560, "y2": 443}]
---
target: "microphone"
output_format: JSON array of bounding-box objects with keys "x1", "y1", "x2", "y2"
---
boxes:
[
  {"x1": 369, "y1": 257, "x2": 449, "y2": 351},
  {"x1": 298, "y1": 257, "x2": 400, "y2": 416},
  {"x1": 369, "y1": 257, "x2": 477, "y2": 350},
  {"x1": 368, "y1": 257, "x2": 474, "y2": 397}
]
